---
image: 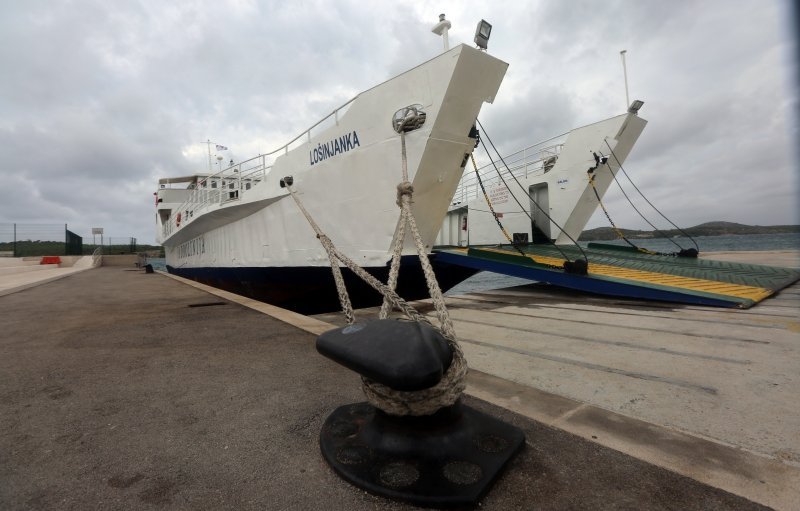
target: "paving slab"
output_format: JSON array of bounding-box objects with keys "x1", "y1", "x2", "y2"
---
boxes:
[{"x1": 0, "y1": 267, "x2": 771, "y2": 510}]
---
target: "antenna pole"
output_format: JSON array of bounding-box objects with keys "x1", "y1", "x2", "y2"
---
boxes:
[
  {"x1": 431, "y1": 14, "x2": 451, "y2": 51},
  {"x1": 620, "y1": 50, "x2": 630, "y2": 108}
]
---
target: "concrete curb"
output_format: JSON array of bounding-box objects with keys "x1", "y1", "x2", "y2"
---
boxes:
[
  {"x1": 158, "y1": 270, "x2": 799, "y2": 510},
  {"x1": 157, "y1": 271, "x2": 333, "y2": 335}
]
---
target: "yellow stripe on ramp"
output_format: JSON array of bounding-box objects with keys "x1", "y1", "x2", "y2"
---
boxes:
[{"x1": 479, "y1": 247, "x2": 772, "y2": 302}]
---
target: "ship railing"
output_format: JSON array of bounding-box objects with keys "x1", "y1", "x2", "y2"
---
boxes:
[
  {"x1": 451, "y1": 138, "x2": 566, "y2": 206},
  {"x1": 163, "y1": 95, "x2": 359, "y2": 238},
  {"x1": 91, "y1": 246, "x2": 102, "y2": 267}
]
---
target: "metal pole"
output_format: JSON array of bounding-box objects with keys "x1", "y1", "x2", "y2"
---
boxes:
[
  {"x1": 620, "y1": 50, "x2": 630, "y2": 109},
  {"x1": 13, "y1": 223, "x2": 16, "y2": 257}
]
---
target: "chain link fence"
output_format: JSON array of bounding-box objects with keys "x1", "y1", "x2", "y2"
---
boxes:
[
  {"x1": 0, "y1": 223, "x2": 70, "y2": 257},
  {"x1": 0, "y1": 224, "x2": 139, "y2": 257},
  {"x1": 84, "y1": 237, "x2": 137, "y2": 255}
]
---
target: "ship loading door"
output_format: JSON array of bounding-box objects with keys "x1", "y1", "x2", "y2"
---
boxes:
[
  {"x1": 458, "y1": 211, "x2": 468, "y2": 246},
  {"x1": 529, "y1": 183, "x2": 551, "y2": 243}
]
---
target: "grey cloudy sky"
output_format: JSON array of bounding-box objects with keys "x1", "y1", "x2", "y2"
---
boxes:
[{"x1": 1, "y1": 0, "x2": 797, "y2": 245}]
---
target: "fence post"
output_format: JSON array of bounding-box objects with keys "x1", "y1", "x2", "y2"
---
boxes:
[{"x1": 13, "y1": 223, "x2": 16, "y2": 257}]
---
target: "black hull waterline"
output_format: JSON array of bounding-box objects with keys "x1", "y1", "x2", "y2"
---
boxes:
[{"x1": 167, "y1": 255, "x2": 479, "y2": 315}]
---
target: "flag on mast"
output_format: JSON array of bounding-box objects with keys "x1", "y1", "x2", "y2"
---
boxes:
[{"x1": 216, "y1": 144, "x2": 228, "y2": 151}]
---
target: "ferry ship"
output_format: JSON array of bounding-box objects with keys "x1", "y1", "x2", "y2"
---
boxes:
[
  {"x1": 156, "y1": 35, "x2": 649, "y2": 314},
  {"x1": 437, "y1": 108, "x2": 647, "y2": 248},
  {"x1": 156, "y1": 44, "x2": 508, "y2": 313}
]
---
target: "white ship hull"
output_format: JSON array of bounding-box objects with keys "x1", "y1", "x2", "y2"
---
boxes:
[{"x1": 156, "y1": 45, "x2": 507, "y2": 312}]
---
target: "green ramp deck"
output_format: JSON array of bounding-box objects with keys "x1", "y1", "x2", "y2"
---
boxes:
[{"x1": 434, "y1": 243, "x2": 800, "y2": 308}]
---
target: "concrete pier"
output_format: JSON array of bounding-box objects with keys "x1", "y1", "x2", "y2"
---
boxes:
[{"x1": 0, "y1": 263, "x2": 795, "y2": 509}]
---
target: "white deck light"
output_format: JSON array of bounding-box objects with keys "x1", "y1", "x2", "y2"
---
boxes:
[
  {"x1": 474, "y1": 20, "x2": 492, "y2": 50},
  {"x1": 628, "y1": 99, "x2": 644, "y2": 114}
]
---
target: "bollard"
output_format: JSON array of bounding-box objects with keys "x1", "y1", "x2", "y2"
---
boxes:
[{"x1": 316, "y1": 319, "x2": 524, "y2": 506}]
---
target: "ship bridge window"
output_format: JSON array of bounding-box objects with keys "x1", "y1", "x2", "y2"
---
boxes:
[{"x1": 211, "y1": 181, "x2": 218, "y2": 189}]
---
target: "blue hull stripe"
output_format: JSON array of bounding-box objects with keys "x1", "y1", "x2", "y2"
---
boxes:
[{"x1": 168, "y1": 255, "x2": 477, "y2": 315}]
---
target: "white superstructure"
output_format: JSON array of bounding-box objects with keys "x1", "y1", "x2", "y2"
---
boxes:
[{"x1": 437, "y1": 110, "x2": 647, "y2": 247}]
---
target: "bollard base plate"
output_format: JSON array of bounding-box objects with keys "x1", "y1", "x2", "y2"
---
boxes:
[{"x1": 319, "y1": 400, "x2": 524, "y2": 507}]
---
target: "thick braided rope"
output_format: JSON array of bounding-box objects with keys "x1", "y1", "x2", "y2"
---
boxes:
[
  {"x1": 360, "y1": 180, "x2": 468, "y2": 415},
  {"x1": 284, "y1": 186, "x2": 355, "y2": 324},
  {"x1": 379, "y1": 205, "x2": 408, "y2": 319},
  {"x1": 361, "y1": 179, "x2": 468, "y2": 415},
  {"x1": 285, "y1": 129, "x2": 467, "y2": 415},
  {"x1": 365, "y1": 132, "x2": 466, "y2": 415},
  {"x1": 285, "y1": 185, "x2": 434, "y2": 328},
  {"x1": 379, "y1": 132, "x2": 412, "y2": 319},
  {"x1": 316, "y1": 233, "x2": 433, "y2": 326}
]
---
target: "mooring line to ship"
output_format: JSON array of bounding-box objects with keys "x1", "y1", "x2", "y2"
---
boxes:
[
  {"x1": 282, "y1": 114, "x2": 467, "y2": 416},
  {"x1": 475, "y1": 132, "x2": 572, "y2": 265},
  {"x1": 603, "y1": 139, "x2": 699, "y2": 253},
  {"x1": 476, "y1": 119, "x2": 589, "y2": 274},
  {"x1": 588, "y1": 174, "x2": 653, "y2": 254},
  {"x1": 588, "y1": 169, "x2": 697, "y2": 258}
]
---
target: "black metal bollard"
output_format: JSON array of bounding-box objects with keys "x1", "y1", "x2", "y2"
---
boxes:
[{"x1": 316, "y1": 319, "x2": 524, "y2": 507}]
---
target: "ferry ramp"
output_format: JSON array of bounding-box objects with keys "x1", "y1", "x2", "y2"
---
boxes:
[{"x1": 434, "y1": 243, "x2": 800, "y2": 308}]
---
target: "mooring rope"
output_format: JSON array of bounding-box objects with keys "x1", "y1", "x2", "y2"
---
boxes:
[
  {"x1": 603, "y1": 140, "x2": 699, "y2": 253},
  {"x1": 590, "y1": 164, "x2": 698, "y2": 258},
  {"x1": 476, "y1": 118, "x2": 589, "y2": 266},
  {"x1": 589, "y1": 174, "x2": 656, "y2": 254},
  {"x1": 284, "y1": 127, "x2": 466, "y2": 416}
]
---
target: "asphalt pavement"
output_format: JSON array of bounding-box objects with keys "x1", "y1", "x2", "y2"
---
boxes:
[{"x1": 0, "y1": 267, "x2": 771, "y2": 510}]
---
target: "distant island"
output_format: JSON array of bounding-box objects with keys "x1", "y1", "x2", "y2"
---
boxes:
[{"x1": 579, "y1": 221, "x2": 800, "y2": 241}]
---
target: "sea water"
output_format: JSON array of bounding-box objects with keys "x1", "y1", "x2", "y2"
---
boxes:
[{"x1": 142, "y1": 232, "x2": 799, "y2": 296}]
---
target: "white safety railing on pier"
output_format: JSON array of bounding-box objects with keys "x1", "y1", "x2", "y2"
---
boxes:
[
  {"x1": 451, "y1": 133, "x2": 568, "y2": 207},
  {"x1": 91, "y1": 246, "x2": 102, "y2": 267},
  {"x1": 163, "y1": 96, "x2": 358, "y2": 239}
]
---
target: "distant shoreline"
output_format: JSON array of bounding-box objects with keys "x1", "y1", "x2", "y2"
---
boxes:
[{"x1": 579, "y1": 221, "x2": 799, "y2": 242}]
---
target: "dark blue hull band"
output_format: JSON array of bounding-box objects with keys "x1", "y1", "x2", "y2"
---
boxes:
[{"x1": 167, "y1": 255, "x2": 478, "y2": 315}]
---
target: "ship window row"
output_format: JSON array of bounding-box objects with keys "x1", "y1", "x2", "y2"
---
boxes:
[{"x1": 190, "y1": 178, "x2": 260, "y2": 190}]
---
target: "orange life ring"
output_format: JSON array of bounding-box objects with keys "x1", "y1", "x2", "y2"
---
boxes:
[{"x1": 176, "y1": 212, "x2": 182, "y2": 227}]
